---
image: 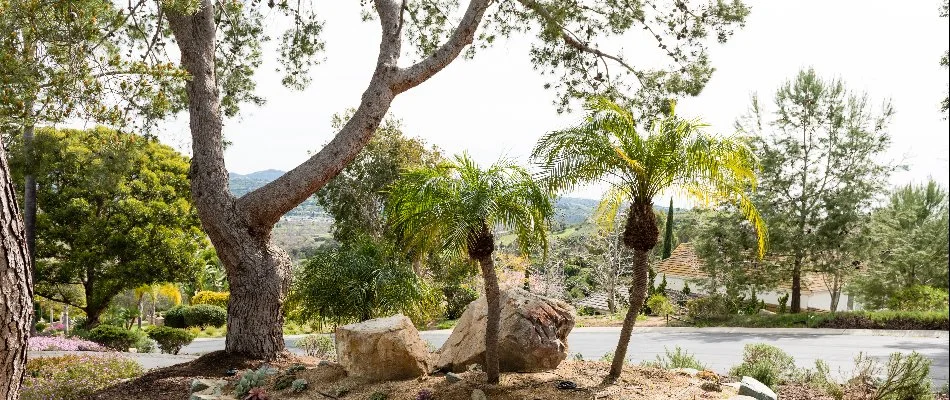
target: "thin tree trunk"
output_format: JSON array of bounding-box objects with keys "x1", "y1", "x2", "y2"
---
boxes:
[
  {"x1": 477, "y1": 254, "x2": 501, "y2": 384},
  {"x1": 606, "y1": 281, "x2": 616, "y2": 314},
  {"x1": 791, "y1": 258, "x2": 802, "y2": 313},
  {"x1": 1, "y1": 148, "x2": 33, "y2": 400},
  {"x1": 608, "y1": 248, "x2": 650, "y2": 378}
]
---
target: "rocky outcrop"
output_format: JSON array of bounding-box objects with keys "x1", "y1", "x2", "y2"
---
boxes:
[
  {"x1": 436, "y1": 287, "x2": 575, "y2": 372},
  {"x1": 335, "y1": 314, "x2": 431, "y2": 382}
]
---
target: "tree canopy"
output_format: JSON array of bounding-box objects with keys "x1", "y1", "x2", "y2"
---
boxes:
[
  {"x1": 738, "y1": 67, "x2": 895, "y2": 312},
  {"x1": 8, "y1": 127, "x2": 203, "y2": 325}
]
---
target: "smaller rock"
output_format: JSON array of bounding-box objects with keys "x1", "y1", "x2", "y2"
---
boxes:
[
  {"x1": 738, "y1": 376, "x2": 777, "y2": 400},
  {"x1": 471, "y1": 388, "x2": 488, "y2": 400},
  {"x1": 757, "y1": 309, "x2": 776, "y2": 316},
  {"x1": 670, "y1": 367, "x2": 700, "y2": 377},
  {"x1": 700, "y1": 381, "x2": 722, "y2": 392},
  {"x1": 318, "y1": 360, "x2": 339, "y2": 367},
  {"x1": 445, "y1": 372, "x2": 463, "y2": 383}
]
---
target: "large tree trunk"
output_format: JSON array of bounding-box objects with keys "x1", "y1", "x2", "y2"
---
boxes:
[
  {"x1": 608, "y1": 248, "x2": 649, "y2": 378},
  {"x1": 0, "y1": 148, "x2": 33, "y2": 400},
  {"x1": 164, "y1": 0, "x2": 490, "y2": 359},
  {"x1": 222, "y1": 237, "x2": 291, "y2": 358},
  {"x1": 609, "y1": 202, "x2": 658, "y2": 379}
]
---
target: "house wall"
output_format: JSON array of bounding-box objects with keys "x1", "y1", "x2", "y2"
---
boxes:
[{"x1": 656, "y1": 275, "x2": 862, "y2": 311}]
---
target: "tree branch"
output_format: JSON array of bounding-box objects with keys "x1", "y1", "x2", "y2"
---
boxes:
[
  {"x1": 392, "y1": 0, "x2": 492, "y2": 94},
  {"x1": 238, "y1": 0, "x2": 409, "y2": 227}
]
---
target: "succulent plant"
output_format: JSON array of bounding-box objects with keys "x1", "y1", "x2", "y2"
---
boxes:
[
  {"x1": 290, "y1": 378, "x2": 308, "y2": 393},
  {"x1": 415, "y1": 388, "x2": 434, "y2": 400},
  {"x1": 244, "y1": 387, "x2": 270, "y2": 400}
]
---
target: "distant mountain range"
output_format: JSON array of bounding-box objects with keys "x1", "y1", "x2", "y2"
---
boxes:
[{"x1": 228, "y1": 169, "x2": 600, "y2": 224}]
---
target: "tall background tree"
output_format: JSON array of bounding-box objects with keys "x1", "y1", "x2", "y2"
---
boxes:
[
  {"x1": 9, "y1": 127, "x2": 202, "y2": 327},
  {"x1": 0, "y1": 0, "x2": 186, "y2": 285},
  {"x1": 850, "y1": 180, "x2": 950, "y2": 310},
  {"x1": 315, "y1": 113, "x2": 442, "y2": 244},
  {"x1": 737, "y1": 68, "x2": 895, "y2": 313},
  {"x1": 533, "y1": 97, "x2": 764, "y2": 379},
  {"x1": 661, "y1": 198, "x2": 675, "y2": 259},
  {"x1": 157, "y1": 0, "x2": 750, "y2": 358},
  {"x1": 386, "y1": 154, "x2": 553, "y2": 384}
]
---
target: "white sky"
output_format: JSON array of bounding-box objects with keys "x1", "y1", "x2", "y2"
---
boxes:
[{"x1": 160, "y1": 0, "x2": 950, "y2": 201}]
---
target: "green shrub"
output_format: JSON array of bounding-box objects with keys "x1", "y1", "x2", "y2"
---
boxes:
[
  {"x1": 184, "y1": 304, "x2": 227, "y2": 328},
  {"x1": 192, "y1": 291, "x2": 230, "y2": 309},
  {"x1": 798, "y1": 359, "x2": 843, "y2": 399},
  {"x1": 443, "y1": 284, "x2": 478, "y2": 320},
  {"x1": 289, "y1": 238, "x2": 438, "y2": 327},
  {"x1": 641, "y1": 346, "x2": 706, "y2": 370},
  {"x1": 646, "y1": 294, "x2": 674, "y2": 318},
  {"x1": 296, "y1": 335, "x2": 335, "y2": 360},
  {"x1": 87, "y1": 325, "x2": 139, "y2": 351},
  {"x1": 132, "y1": 329, "x2": 155, "y2": 353},
  {"x1": 164, "y1": 305, "x2": 187, "y2": 328},
  {"x1": 729, "y1": 343, "x2": 796, "y2": 389},
  {"x1": 21, "y1": 355, "x2": 143, "y2": 400},
  {"x1": 778, "y1": 292, "x2": 790, "y2": 314},
  {"x1": 816, "y1": 310, "x2": 949, "y2": 330},
  {"x1": 368, "y1": 391, "x2": 388, "y2": 400},
  {"x1": 888, "y1": 285, "x2": 949, "y2": 312},
  {"x1": 686, "y1": 294, "x2": 735, "y2": 322},
  {"x1": 147, "y1": 326, "x2": 196, "y2": 355},
  {"x1": 35, "y1": 320, "x2": 48, "y2": 332},
  {"x1": 848, "y1": 352, "x2": 934, "y2": 400}
]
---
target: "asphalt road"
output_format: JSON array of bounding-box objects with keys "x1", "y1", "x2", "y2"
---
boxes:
[{"x1": 32, "y1": 327, "x2": 948, "y2": 387}]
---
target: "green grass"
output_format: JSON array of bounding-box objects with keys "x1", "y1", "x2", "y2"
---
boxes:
[{"x1": 435, "y1": 319, "x2": 458, "y2": 330}]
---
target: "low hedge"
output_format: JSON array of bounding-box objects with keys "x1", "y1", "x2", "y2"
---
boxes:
[
  {"x1": 164, "y1": 304, "x2": 227, "y2": 329},
  {"x1": 692, "y1": 310, "x2": 949, "y2": 330},
  {"x1": 183, "y1": 304, "x2": 227, "y2": 328}
]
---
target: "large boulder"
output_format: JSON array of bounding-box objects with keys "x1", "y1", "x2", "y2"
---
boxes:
[
  {"x1": 436, "y1": 287, "x2": 575, "y2": 373},
  {"x1": 335, "y1": 314, "x2": 431, "y2": 382}
]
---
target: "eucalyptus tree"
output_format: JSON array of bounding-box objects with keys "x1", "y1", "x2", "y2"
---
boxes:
[
  {"x1": 738, "y1": 68, "x2": 895, "y2": 313},
  {"x1": 386, "y1": 154, "x2": 553, "y2": 383},
  {"x1": 533, "y1": 97, "x2": 764, "y2": 379}
]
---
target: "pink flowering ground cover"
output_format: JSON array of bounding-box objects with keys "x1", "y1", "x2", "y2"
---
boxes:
[
  {"x1": 22, "y1": 354, "x2": 142, "y2": 400},
  {"x1": 28, "y1": 336, "x2": 110, "y2": 352}
]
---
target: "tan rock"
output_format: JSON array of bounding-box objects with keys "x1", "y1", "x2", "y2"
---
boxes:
[
  {"x1": 436, "y1": 287, "x2": 575, "y2": 372},
  {"x1": 335, "y1": 314, "x2": 431, "y2": 382}
]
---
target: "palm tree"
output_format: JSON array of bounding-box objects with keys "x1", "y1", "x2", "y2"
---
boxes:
[
  {"x1": 386, "y1": 154, "x2": 554, "y2": 384},
  {"x1": 532, "y1": 97, "x2": 766, "y2": 379}
]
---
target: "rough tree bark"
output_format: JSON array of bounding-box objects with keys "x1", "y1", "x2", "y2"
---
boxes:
[
  {"x1": 164, "y1": 0, "x2": 490, "y2": 358},
  {"x1": 468, "y1": 222, "x2": 500, "y2": 384},
  {"x1": 0, "y1": 148, "x2": 34, "y2": 400},
  {"x1": 609, "y1": 202, "x2": 659, "y2": 379}
]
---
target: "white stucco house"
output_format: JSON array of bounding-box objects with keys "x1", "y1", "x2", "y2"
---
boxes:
[{"x1": 655, "y1": 243, "x2": 859, "y2": 311}]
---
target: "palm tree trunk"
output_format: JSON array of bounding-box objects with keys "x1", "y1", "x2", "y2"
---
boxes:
[
  {"x1": 608, "y1": 248, "x2": 650, "y2": 378},
  {"x1": 0, "y1": 147, "x2": 33, "y2": 400},
  {"x1": 477, "y1": 254, "x2": 501, "y2": 384}
]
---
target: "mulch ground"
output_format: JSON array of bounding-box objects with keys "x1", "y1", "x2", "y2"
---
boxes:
[
  {"x1": 89, "y1": 350, "x2": 315, "y2": 400},
  {"x1": 92, "y1": 355, "x2": 740, "y2": 399}
]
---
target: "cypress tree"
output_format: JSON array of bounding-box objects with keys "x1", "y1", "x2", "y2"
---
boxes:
[{"x1": 661, "y1": 197, "x2": 675, "y2": 259}]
